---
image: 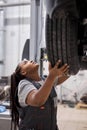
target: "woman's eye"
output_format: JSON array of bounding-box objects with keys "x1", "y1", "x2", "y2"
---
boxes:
[{"x1": 24, "y1": 60, "x2": 28, "y2": 64}]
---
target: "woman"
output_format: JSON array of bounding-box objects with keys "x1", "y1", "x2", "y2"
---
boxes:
[{"x1": 10, "y1": 59, "x2": 69, "y2": 130}]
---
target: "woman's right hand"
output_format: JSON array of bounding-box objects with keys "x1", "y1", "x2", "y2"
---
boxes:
[{"x1": 48, "y1": 60, "x2": 69, "y2": 80}]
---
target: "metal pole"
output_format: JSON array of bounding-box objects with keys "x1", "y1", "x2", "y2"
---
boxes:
[{"x1": 0, "y1": 2, "x2": 31, "y2": 8}]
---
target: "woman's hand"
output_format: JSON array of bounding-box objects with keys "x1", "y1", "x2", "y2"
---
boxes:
[
  {"x1": 48, "y1": 60, "x2": 70, "y2": 81},
  {"x1": 57, "y1": 74, "x2": 70, "y2": 85}
]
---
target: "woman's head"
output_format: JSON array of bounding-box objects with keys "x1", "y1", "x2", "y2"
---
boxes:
[
  {"x1": 11, "y1": 59, "x2": 39, "y2": 96},
  {"x1": 19, "y1": 59, "x2": 39, "y2": 79},
  {"x1": 11, "y1": 59, "x2": 39, "y2": 83}
]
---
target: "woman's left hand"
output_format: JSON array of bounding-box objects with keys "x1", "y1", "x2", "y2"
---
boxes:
[{"x1": 57, "y1": 74, "x2": 70, "y2": 85}]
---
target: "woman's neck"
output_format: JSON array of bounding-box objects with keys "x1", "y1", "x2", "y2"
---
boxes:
[{"x1": 27, "y1": 74, "x2": 41, "y2": 81}]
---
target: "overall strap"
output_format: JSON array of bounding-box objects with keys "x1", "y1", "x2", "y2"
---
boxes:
[{"x1": 26, "y1": 77, "x2": 57, "y2": 98}]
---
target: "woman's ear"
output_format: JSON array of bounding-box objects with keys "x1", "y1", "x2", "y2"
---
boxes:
[{"x1": 21, "y1": 70, "x2": 27, "y2": 76}]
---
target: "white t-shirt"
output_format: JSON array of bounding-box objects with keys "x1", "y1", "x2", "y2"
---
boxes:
[{"x1": 18, "y1": 79, "x2": 44, "y2": 107}]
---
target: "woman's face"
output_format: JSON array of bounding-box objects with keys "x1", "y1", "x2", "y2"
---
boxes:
[{"x1": 19, "y1": 59, "x2": 39, "y2": 76}]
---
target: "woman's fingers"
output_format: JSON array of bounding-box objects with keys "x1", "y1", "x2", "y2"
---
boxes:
[
  {"x1": 64, "y1": 66, "x2": 69, "y2": 73},
  {"x1": 61, "y1": 64, "x2": 70, "y2": 77},
  {"x1": 54, "y1": 60, "x2": 61, "y2": 68},
  {"x1": 49, "y1": 60, "x2": 70, "y2": 76},
  {"x1": 60, "y1": 64, "x2": 69, "y2": 71}
]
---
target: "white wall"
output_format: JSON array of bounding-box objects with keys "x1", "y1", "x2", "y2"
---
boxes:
[{"x1": 2, "y1": 2, "x2": 31, "y2": 76}]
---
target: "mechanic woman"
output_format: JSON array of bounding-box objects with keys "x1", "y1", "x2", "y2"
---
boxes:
[{"x1": 10, "y1": 59, "x2": 69, "y2": 130}]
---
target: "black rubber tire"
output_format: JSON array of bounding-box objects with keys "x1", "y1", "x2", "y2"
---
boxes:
[
  {"x1": 45, "y1": 0, "x2": 87, "y2": 75},
  {"x1": 45, "y1": 12, "x2": 80, "y2": 75}
]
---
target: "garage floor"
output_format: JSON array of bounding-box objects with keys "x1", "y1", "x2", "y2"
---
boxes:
[
  {"x1": 0, "y1": 103, "x2": 87, "y2": 130},
  {"x1": 57, "y1": 103, "x2": 87, "y2": 130}
]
